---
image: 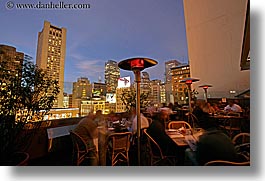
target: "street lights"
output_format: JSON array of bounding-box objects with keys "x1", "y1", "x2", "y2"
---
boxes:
[
  {"x1": 118, "y1": 57, "x2": 157, "y2": 165},
  {"x1": 199, "y1": 84, "x2": 213, "y2": 103}
]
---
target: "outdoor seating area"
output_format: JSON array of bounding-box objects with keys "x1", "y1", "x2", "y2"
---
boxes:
[{"x1": 20, "y1": 101, "x2": 250, "y2": 167}]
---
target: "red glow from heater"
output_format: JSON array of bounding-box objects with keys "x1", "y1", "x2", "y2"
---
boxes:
[
  {"x1": 130, "y1": 59, "x2": 144, "y2": 69},
  {"x1": 186, "y1": 80, "x2": 192, "y2": 84},
  {"x1": 203, "y1": 86, "x2": 209, "y2": 89}
]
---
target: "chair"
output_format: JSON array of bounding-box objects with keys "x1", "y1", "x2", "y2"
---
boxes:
[
  {"x1": 232, "y1": 133, "x2": 250, "y2": 161},
  {"x1": 204, "y1": 160, "x2": 250, "y2": 166},
  {"x1": 219, "y1": 118, "x2": 242, "y2": 138},
  {"x1": 168, "y1": 121, "x2": 192, "y2": 134},
  {"x1": 232, "y1": 132, "x2": 250, "y2": 145},
  {"x1": 70, "y1": 131, "x2": 98, "y2": 166},
  {"x1": 106, "y1": 132, "x2": 132, "y2": 166},
  {"x1": 143, "y1": 129, "x2": 177, "y2": 166}
]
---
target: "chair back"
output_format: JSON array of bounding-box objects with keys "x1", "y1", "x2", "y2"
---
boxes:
[
  {"x1": 143, "y1": 128, "x2": 165, "y2": 165},
  {"x1": 70, "y1": 131, "x2": 88, "y2": 153},
  {"x1": 107, "y1": 132, "x2": 132, "y2": 166},
  {"x1": 70, "y1": 131, "x2": 97, "y2": 165},
  {"x1": 108, "y1": 132, "x2": 132, "y2": 152},
  {"x1": 232, "y1": 132, "x2": 250, "y2": 145},
  {"x1": 232, "y1": 132, "x2": 250, "y2": 161},
  {"x1": 204, "y1": 160, "x2": 250, "y2": 166},
  {"x1": 168, "y1": 121, "x2": 192, "y2": 134},
  {"x1": 220, "y1": 118, "x2": 242, "y2": 138}
]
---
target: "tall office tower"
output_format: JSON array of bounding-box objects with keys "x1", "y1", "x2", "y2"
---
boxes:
[
  {"x1": 160, "y1": 83, "x2": 166, "y2": 104},
  {"x1": 0, "y1": 44, "x2": 24, "y2": 79},
  {"x1": 150, "y1": 79, "x2": 162, "y2": 106},
  {"x1": 164, "y1": 60, "x2": 181, "y2": 104},
  {"x1": 165, "y1": 60, "x2": 181, "y2": 83},
  {"x1": 72, "y1": 77, "x2": 92, "y2": 108},
  {"x1": 141, "y1": 71, "x2": 151, "y2": 94},
  {"x1": 36, "y1": 21, "x2": 67, "y2": 108},
  {"x1": 171, "y1": 64, "x2": 190, "y2": 105},
  {"x1": 105, "y1": 60, "x2": 120, "y2": 93}
]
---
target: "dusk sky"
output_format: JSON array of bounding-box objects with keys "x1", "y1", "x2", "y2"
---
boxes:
[{"x1": 0, "y1": 0, "x2": 188, "y2": 93}]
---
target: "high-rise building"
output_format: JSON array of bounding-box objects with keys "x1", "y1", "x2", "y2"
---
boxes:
[
  {"x1": 72, "y1": 77, "x2": 92, "y2": 108},
  {"x1": 165, "y1": 60, "x2": 181, "y2": 83},
  {"x1": 0, "y1": 44, "x2": 24, "y2": 79},
  {"x1": 150, "y1": 79, "x2": 162, "y2": 106},
  {"x1": 105, "y1": 60, "x2": 120, "y2": 93},
  {"x1": 160, "y1": 83, "x2": 166, "y2": 104},
  {"x1": 171, "y1": 64, "x2": 190, "y2": 105},
  {"x1": 36, "y1": 20, "x2": 67, "y2": 108},
  {"x1": 164, "y1": 60, "x2": 181, "y2": 104},
  {"x1": 140, "y1": 72, "x2": 151, "y2": 95}
]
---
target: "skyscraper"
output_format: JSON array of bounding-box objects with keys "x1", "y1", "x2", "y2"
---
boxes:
[
  {"x1": 104, "y1": 60, "x2": 120, "y2": 93},
  {"x1": 164, "y1": 60, "x2": 181, "y2": 104},
  {"x1": 171, "y1": 64, "x2": 190, "y2": 105},
  {"x1": 36, "y1": 21, "x2": 67, "y2": 108},
  {"x1": 165, "y1": 60, "x2": 181, "y2": 83},
  {"x1": 141, "y1": 71, "x2": 151, "y2": 94}
]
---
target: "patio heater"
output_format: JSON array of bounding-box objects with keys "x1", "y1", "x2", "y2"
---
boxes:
[
  {"x1": 118, "y1": 57, "x2": 157, "y2": 165},
  {"x1": 180, "y1": 77, "x2": 200, "y2": 128},
  {"x1": 199, "y1": 84, "x2": 213, "y2": 103}
]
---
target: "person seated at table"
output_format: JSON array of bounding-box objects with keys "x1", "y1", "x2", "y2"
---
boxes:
[
  {"x1": 207, "y1": 102, "x2": 216, "y2": 115},
  {"x1": 185, "y1": 102, "x2": 239, "y2": 165},
  {"x1": 146, "y1": 109, "x2": 180, "y2": 162},
  {"x1": 73, "y1": 113, "x2": 99, "y2": 165},
  {"x1": 224, "y1": 100, "x2": 242, "y2": 113},
  {"x1": 131, "y1": 107, "x2": 149, "y2": 135},
  {"x1": 212, "y1": 103, "x2": 220, "y2": 113}
]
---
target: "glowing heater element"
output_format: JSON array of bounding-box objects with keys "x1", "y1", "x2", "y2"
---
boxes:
[{"x1": 130, "y1": 59, "x2": 144, "y2": 69}]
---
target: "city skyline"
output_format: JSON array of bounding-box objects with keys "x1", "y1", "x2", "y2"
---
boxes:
[{"x1": 0, "y1": 0, "x2": 189, "y2": 88}]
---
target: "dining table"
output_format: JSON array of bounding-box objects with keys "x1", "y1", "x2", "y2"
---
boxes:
[{"x1": 166, "y1": 128, "x2": 204, "y2": 165}]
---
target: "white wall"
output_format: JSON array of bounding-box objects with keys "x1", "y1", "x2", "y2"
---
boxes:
[{"x1": 183, "y1": 0, "x2": 249, "y2": 98}]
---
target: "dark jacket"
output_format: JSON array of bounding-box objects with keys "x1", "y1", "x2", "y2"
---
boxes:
[
  {"x1": 147, "y1": 119, "x2": 178, "y2": 156},
  {"x1": 196, "y1": 129, "x2": 238, "y2": 165}
]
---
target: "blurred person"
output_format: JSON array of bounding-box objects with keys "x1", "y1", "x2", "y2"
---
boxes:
[
  {"x1": 212, "y1": 103, "x2": 220, "y2": 113},
  {"x1": 146, "y1": 110, "x2": 179, "y2": 164},
  {"x1": 207, "y1": 102, "x2": 216, "y2": 115},
  {"x1": 74, "y1": 113, "x2": 99, "y2": 165},
  {"x1": 185, "y1": 102, "x2": 239, "y2": 165},
  {"x1": 131, "y1": 107, "x2": 149, "y2": 135},
  {"x1": 224, "y1": 100, "x2": 242, "y2": 113}
]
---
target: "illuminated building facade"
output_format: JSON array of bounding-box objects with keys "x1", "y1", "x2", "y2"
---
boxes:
[
  {"x1": 105, "y1": 60, "x2": 120, "y2": 93},
  {"x1": 171, "y1": 64, "x2": 190, "y2": 105},
  {"x1": 150, "y1": 79, "x2": 161, "y2": 106},
  {"x1": 0, "y1": 44, "x2": 24, "y2": 79},
  {"x1": 164, "y1": 60, "x2": 181, "y2": 104},
  {"x1": 72, "y1": 77, "x2": 92, "y2": 108},
  {"x1": 36, "y1": 20, "x2": 66, "y2": 108}
]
